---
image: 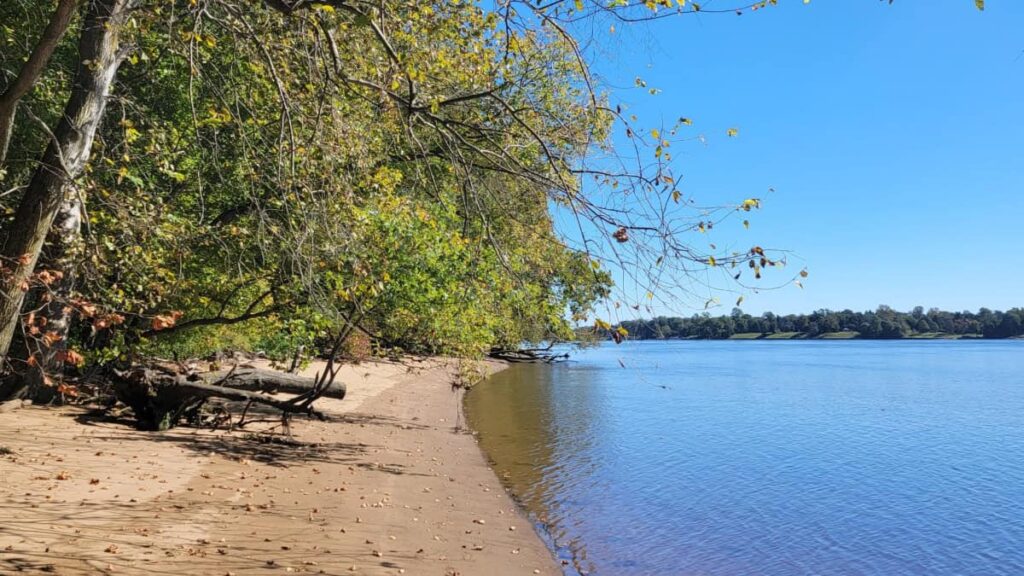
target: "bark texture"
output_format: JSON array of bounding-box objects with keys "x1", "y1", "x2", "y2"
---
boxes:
[
  {"x1": 195, "y1": 368, "x2": 346, "y2": 399},
  {"x1": 0, "y1": 0, "x2": 131, "y2": 373},
  {"x1": 111, "y1": 367, "x2": 336, "y2": 431}
]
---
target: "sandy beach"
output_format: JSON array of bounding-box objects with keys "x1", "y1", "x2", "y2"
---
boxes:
[{"x1": 0, "y1": 358, "x2": 560, "y2": 575}]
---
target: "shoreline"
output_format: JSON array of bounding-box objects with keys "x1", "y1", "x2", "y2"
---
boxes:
[
  {"x1": 615, "y1": 333, "x2": 1010, "y2": 341},
  {"x1": 0, "y1": 358, "x2": 560, "y2": 575}
]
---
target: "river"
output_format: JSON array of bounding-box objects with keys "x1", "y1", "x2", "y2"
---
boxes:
[{"x1": 465, "y1": 340, "x2": 1024, "y2": 575}]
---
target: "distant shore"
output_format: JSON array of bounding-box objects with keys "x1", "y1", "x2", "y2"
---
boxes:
[
  {"x1": 622, "y1": 331, "x2": 1019, "y2": 341},
  {"x1": 0, "y1": 358, "x2": 560, "y2": 575},
  {"x1": 726, "y1": 331, "x2": 987, "y2": 340}
]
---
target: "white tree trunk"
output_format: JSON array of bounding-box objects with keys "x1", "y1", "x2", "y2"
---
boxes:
[{"x1": 0, "y1": 0, "x2": 132, "y2": 376}]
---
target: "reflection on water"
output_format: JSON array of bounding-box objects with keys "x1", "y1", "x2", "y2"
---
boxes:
[
  {"x1": 465, "y1": 340, "x2": 1024, "y2": 576},
  {"x1": 465, "y1": 363, "x2": 603, "y2": 569}
]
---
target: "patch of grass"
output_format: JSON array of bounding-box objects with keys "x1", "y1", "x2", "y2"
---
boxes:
[
  {"x1": 819, "y1": 331, "x2": 860, "y2": 339},
  {"x1": 763, "y1": 332, "x2": 803, "y2": 340},
  {"x1": 728, "y1": 332, "x2": 764, "y2": 340}
]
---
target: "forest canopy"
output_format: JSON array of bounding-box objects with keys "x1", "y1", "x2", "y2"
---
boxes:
[{"x1": 608, "y1": 307, "x2": 1024, "y2": 341}]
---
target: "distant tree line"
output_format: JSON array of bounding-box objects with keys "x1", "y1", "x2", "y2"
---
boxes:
[{"x1": 608, "y1": 306, "x2": 1024, "y2": 340}]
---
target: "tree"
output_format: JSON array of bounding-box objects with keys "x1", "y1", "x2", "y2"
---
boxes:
[
  {"x1": 0, "y1": 0, "x2": 133, "y2": 399},
  {"x1": 609, "y1": 305, "x2": 1024, "y2": 341},
  {"x1": 0, "y1": 0, "x2": 987, "y2": 405},
  {"x1": 0, "y1": 0, "x2": 78, "y2": 167}
]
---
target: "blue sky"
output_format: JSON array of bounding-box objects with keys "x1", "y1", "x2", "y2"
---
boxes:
[{"x1": 576, "y1": 1, "x2": 1024, "y2": 317}]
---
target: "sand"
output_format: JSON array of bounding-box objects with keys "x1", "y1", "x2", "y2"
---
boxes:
[{"x1": 0, "y1": 358, "x2": 561, "y2": 575}]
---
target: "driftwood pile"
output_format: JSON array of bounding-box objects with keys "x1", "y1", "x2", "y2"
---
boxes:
[
  {"x1": 110, "y1": 363, "x2": 345, "y2": 431},
  {"x1": 488, "y1": 347, "x2": 569, "y2": 363}
]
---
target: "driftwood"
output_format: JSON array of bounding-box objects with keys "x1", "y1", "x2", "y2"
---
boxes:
[
  {"x1": 110, "y1": 365, "x2": 341, "y2": 431},
  {"x1": 488, "y1": 347, "x2": 569, "y2": 363},
  {"x1": 195, "y1": 367, "x2": 345, "y2": 399}
]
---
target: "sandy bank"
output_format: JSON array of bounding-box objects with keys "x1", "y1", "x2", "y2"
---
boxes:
[{"x1": 0, "y1": 358, "x2": 560, "y2": 575}]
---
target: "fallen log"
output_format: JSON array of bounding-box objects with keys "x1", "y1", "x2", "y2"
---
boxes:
[
  {"x1": 111, "y1": 367, "x2": 332, "y2": 431},
  {"x1": 488, "y1": 347, "x2": 569, "y2": 363},
  {"x1": 195, "y1": 368, "x2": 345, "y2": 400}
]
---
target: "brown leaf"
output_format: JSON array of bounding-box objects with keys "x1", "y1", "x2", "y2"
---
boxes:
[
  {"x1": 57, "y1": 383, "x2": 79, "y2": 398},
  {"x1": 57, "y1": 349, "x2": 85, "y2": 367},
  {"x1": 150, "y1": 311, "x2": 182, "y2": 331},
  {"x1": 41, "y1": 331, "x2": 62, "y2": 347}
]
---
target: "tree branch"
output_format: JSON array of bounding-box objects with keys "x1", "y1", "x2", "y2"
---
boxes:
[{"x1": 0, "y1": 0, "x2": 80, "y2": 167}]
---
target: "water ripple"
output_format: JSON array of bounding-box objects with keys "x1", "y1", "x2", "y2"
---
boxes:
[{"x1": 466, "y1": 340, "x2": 1024, "y2": 576}]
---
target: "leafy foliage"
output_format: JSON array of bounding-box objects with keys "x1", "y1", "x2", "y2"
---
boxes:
[
  {"x1": 0, "y1": 0, "x2": 985, "y2": 386},
  {"x1": 609, "y1": 306, "x2": 1024, "y2": 340}
]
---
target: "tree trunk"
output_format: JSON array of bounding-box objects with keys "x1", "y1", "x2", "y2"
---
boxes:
[
  {"x1": 0, "y1": 0, "x2": 131, "y2": 375},
  {"x1": 111, "y1": 367, "x2": 333, "y2": 431},
  {"x1": 196, "y1": 368, "x2": 346, "y2": 399},
  {"x1": 28, "y1": 186, "x2": 86, "y2": 401},
  {"x1": 488, "y1": 347, "x2": 569, "y2": 363},
  {"x1": 7, "y1": 195, "x2": 86, "y2": 402},
  {"x1": 0, "y1": 0, "x2": 79, "y2": 168}
]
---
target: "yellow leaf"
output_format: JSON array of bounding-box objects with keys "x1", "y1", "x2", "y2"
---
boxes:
[
  {"x1": 651, "y1": 128, "x2": 660, "y2": 139},
  {"x1": 672, "y1": 190, "x2": 682, "y2": 203},
  {"x1": 727, "y1": 127, "x2": 739, "y2": 138},
  {"x1": 975, "y1": 0, "x2": 984, "y2": 10},
  {"x1": 736, "y1": 295, "x2": 744, "y2": 306},
  {"x1": 616, "y1": 326, "x2": 629, "y2": 337},
  {"x1": 708, "y1": 256, "x2": 717, "y2": 267},
  {"x1": 646, "y1": 291, "x2": 654, "y2": 299}
]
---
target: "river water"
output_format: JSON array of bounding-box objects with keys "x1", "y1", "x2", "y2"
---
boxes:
[{"x1": 465, "y1": 340, "x2": 1024, "y2": 575}]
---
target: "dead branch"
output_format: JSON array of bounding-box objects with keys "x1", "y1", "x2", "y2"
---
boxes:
[
  {"x1": 110, "y1": 366, "x2": 334, "y2": 431},
  {"x1": 197, "y1": 367, "x2": 346, "y2": 399}
]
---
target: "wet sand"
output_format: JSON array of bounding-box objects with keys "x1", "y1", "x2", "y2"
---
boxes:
[{"x1": 0, "y1": 358, "x2": 560, "y2": 575}]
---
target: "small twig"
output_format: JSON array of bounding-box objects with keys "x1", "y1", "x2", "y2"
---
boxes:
[{"x1": 236, "y1": 398, "x2": 254, "y2": 429}]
